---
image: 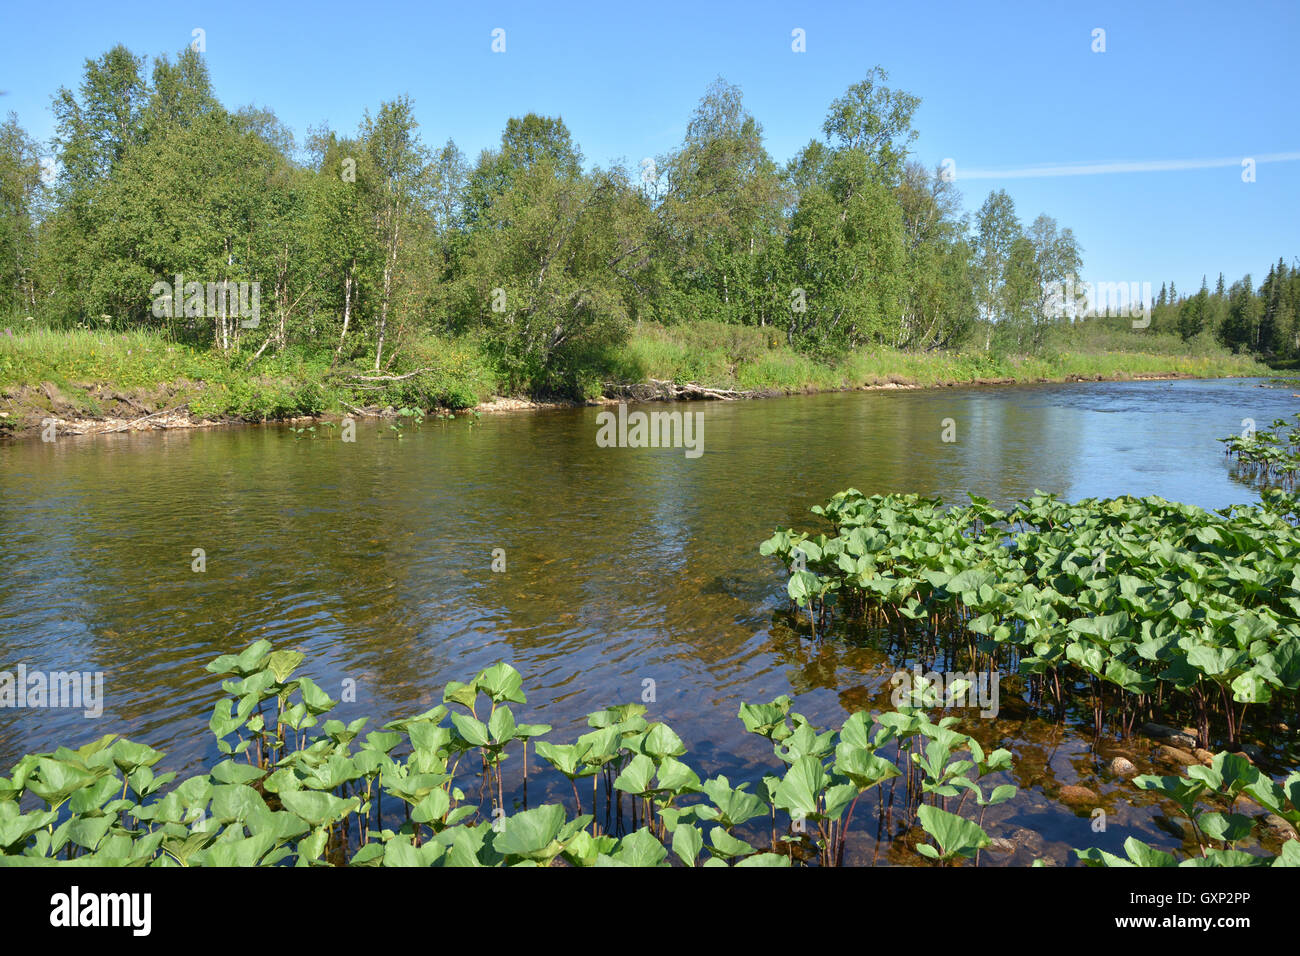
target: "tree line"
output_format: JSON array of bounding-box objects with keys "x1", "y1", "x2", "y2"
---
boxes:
[{"x1": 0, "y1": 45, "x2": 1293, "y2": 395}]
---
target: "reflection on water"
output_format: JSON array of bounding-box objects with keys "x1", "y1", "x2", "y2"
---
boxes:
[{"x1": 0, "y1": 376, "x2": 1293, "y2": 863}]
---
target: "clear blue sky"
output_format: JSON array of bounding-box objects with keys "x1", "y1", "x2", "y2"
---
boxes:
[{"x1": 2, "y1": 0, "x2": 1296, "y2": 294}]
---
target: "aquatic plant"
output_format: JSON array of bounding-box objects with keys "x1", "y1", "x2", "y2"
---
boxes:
[
  {"x1": 0, "y1": 640, "x2": 1020, "y2": 867},
  {"x1": 1220, "y1": 414, "x2": 1300, "y2": 489},
  {"x1": 761, "y1": 489, "x2": 1300, "y2": 751},
  {"x1": 1072, "y1": 752, "x2": 1300, "y2": 866}
]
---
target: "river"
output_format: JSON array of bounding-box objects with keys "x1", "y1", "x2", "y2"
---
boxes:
[{"x1": 1, "y1": 376, "x2": 1294, "y2": 863}]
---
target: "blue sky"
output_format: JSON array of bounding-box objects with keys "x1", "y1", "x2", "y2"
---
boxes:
[{"x1": 2, "y1": 0, "x2": 1296, "y2": 294}]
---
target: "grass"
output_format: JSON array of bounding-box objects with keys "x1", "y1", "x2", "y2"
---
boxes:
[
  {"x1": 615, "y1": 321, "x2": 1267, "y2": 392},
  {"x1": 0, "y1": 327, "x2": 498, "y2": 429},
  {"x1": 0, "y1": 320, "x2": 1269, "y2": 436}
]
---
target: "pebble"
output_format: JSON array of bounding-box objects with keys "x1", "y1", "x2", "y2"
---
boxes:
[
  {"x1": 1110, "y1": 756, "x2": 1138, "y2": 777},
  {"x1": 1059, "y1": 784, "x2": 1100, "y2": 805}
]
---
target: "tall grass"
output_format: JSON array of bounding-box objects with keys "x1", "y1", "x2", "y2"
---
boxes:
[
  {"x1": 0, "y1": 321, "x2": 1269, "y2": 432},
  {"x1": 614, "y1": 321, "x2": 1266, "y2": 392},
  {"x1": 0, "y1": 327, "x2": 498, "y2": 421}
]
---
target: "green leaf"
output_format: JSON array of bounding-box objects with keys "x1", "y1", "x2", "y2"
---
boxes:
[
  {"x1": 488, "y1": 705, "x2": 517, "y2": 744},
  {"x1": 278, "y1": 790, "x2": 357, "y2": 827},
  {"x1": 266, "y1": 650, "x2": 305, "y2": 684},
  {"x1": 474, "y1": 663, "x2": 527, "y2": 704},
  {"x1": 916, "y1": 804, "x2": 990, "y2": 861},
  {"x1": 611, "y1": 827, "x2": 667, "y2": 867},
  {"x1": 707, "y1": 826, "x2": 755, "y2": 859},
  {"x1": 613, "y1": 754, "x2": 656, "y2": 796},
  {"x1": 774, "y1": 755, "x2": 828, "y2": 819},
  {"x1": 671, "y1": 823, "x2": 703, "y2": 866},
  {"x1": 210, "y1": 760, "x2": 266, "y2": 786},
  {"x1": 494, "y1": 805, "x2": 565, "y2": 859},
  {"x1": 450, "y1": 712, "x2": 490, "y2": 748}
]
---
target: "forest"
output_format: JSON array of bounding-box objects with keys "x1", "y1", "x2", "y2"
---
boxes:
[{"x1": 0, "y1": 45, "x2": 1295, "y2": 407}]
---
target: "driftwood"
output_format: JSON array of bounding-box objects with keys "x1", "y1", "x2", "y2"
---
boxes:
[
  {"x1": 604, "y1": 379, "x2": 754, "y2": 403},
  {"x1": 109, "y1": 403, "x2": 191, "y2": 432},
  {"x1": 345, "y1": 367, "x2": 434, "y2": 383}
]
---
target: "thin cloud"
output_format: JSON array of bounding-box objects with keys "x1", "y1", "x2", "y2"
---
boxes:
[{"x1": 951, "y1": 151, "x2": 1300, "y2": 180}]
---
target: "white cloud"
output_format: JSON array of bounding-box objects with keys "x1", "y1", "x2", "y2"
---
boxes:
[{"x1": 950, "y1": 151, "x2": 1300, "y2": 180}]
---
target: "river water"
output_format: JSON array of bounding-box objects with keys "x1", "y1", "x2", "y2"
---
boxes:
[{"x1": 2, "y1": 376, "x2": 1295, "y2": 863}]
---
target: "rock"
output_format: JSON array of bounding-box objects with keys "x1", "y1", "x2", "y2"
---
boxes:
[
  {"x1": 1008, "y1": 826, "x2": 1047, "y2": 855},
  {"x1": 1193, "y1": 748, "x2": 1216, "y2": 766},
  {"x1": 1240, "y1": 743, "x2": 1264, "y2": 761},
  {"x1": 1156, "y1": 745, "x2": 1200, "y2": 767},
  {"x1": 1142, "y1": 722, "x2": 1197, "y2": 749},
  {"x1": 987, "y1": 837, "x2": 1016, "y2": 853},
  {"x1": 1232, "y1": 750, "x2": 1256, "y2": 765},
  {"x1": 1110, "y1": 757, "x2": 1138, "y2": 777},
  {"x1": 1059, "y1": 785, "x2": 1100, "y2": 805},
  {"x1": 1263, "y1": 814, "x2": 1298, "y2": 840}
]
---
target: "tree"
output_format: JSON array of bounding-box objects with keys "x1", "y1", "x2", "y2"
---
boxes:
[
  {"x1": 895, "y1": 161, "x2": 974, "y2": 349},
  {"x1": 1220, "y1": 276, "x2": 1262, "y2": 353},
  {"x1": 452, "y1": 154, "x2": 653, "y2": 395},
  {"x1": 1178, "y1": 277, "x2": 1212, "y2": 342},
  {"x1": 49, "y1": 45, "x2": 149, "y2": 195},
  {"x1": 359, "y1": 97, "x2": 434, "y2": 369},
  {"x1": 657, "y1": 78, "x2": 785, "y2": 327},
  {"x1": 820, "y1": 67, "x2": 920, "y2": 184},
  {"x1": 143, "y1": 48, "x2": 218, "y2": 139},
  {"x1": 463, "y1": 113, "x2": 581, "y2": 229},
  {"x1": 998, "y1": 236, "x2": 1041, "y2": 351},
  {"x1": 0, "y1": 113, "x2": 44, "y2": 314},
  {"x1": 785, "y1": 145, "x2": 904, "y2": 350},
  {"x1": 1027, "y1": 214, "x2": 1082, "y2": 348},
  {"x1": 972, "y1": 190, "x2": 1021, "y2": 349},
  {"x1": 304, "y1": 131, "x2": 380, "y2": 363}
]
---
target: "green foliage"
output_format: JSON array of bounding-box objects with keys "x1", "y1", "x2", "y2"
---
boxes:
[
  {"x1": 0, "y1": 641, "x2": 1026, "y2": 867},
  {"x1": 762, "y1": 487, "x2": 1300, "y2": 748},
  {"x1": 1074, "y1": 753, "x2": 1300, "y2": 866},
  {"x1": 0, "y1": 42, "x2": 1283, "y2": 412},
  {"x1": 1219, "y1": 414, "x2": 1300, "y2": 488}
]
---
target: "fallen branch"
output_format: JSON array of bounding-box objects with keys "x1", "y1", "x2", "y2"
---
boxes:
[
  {"x1": 243, "y1": 333, "x2": 274, "y2": 370},
  {"x1": 110, "y1": 403, "x2": 191, "y2": 433},
  {"x1": 345, "y1": 367, "x2": 433, "y2": 383},
  {"x1": 604, "y1": 379, "x2": 754, "y2": 402}
]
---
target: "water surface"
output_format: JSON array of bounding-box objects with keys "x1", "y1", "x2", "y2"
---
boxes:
[{"x1": 2, "y1": 376, "x2": 1295, "y2": 863}]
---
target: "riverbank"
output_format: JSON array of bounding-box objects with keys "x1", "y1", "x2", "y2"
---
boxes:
[{"x1": 0, "y1": 324, "x2": 1269, "y2": 439}]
